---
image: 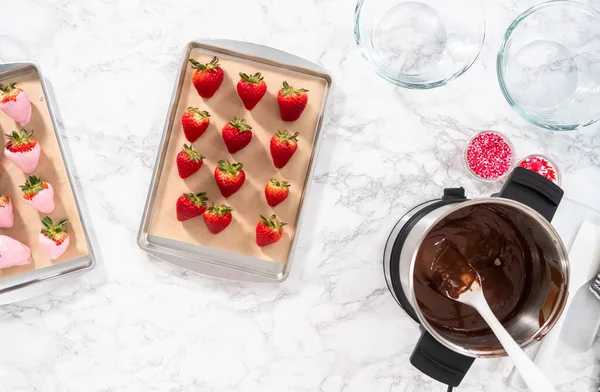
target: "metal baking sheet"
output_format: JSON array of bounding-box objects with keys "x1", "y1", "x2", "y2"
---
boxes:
[
  {"x1": 138, "y1": 40, "x2": 332, "y2": 282},
  {"x1": 0, "y1": 62, "x2": 96, "y2": 304}
]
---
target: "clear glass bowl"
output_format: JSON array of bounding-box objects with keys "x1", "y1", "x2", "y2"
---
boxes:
[
  {"x1": 354, "y1": 0, "x2": 486, "y2": 89},
  {"x1": 497, "y1": 1, "x2": 600, "y2": 131}
]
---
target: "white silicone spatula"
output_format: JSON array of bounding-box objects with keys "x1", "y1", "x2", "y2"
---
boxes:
[
  {"x1": 514, "y1": 221, "x2": 600, "y2": 388},
  {"x1": 454, "y1": 279, "x2": 556, "y2": 392}
]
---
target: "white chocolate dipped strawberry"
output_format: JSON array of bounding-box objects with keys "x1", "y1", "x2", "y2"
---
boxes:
[
  {"x1": 0, "y1": 83, "x2": 32, "y2": 126},
  {"x1": 0, "y1": 194, "x2": 14, "y2": 228},
  {"x1": 4, "y1": 129, "x2": 41, "y2": 173},
  {"x1": 0, "y1": 235, "x2": 31, "y2": 269},
  {"x1": 20, "y1": 176, "x2": 55, "y2": 213},
  {"x1": 39, "y1": 217, "x2": 70, "y2": 260}
]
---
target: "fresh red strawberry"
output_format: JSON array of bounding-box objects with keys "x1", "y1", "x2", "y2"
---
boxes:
[
  {"x1": 181, "y1": 107, "x2": 210, "y2": 142},
  {"x1": 222, "y1": 118, "x2": 253, "y2": 153},
  {"x1": 5, "y1": 129, "x2": 37, "y2": 153},
  {"x1": 214, "y1": 160, "x2": 245, "y2": 197},
  {"x1": 255, "y1": 214, "x2": 287, "y2": 247},
  {"x1": 189, "y1": 57, "x2": 224, "y2": 98},
  {"x1": 41, "y1": 217, "x2": 69, "y2": 245},
  {"x1": 237, "y1": 72, "x2": 267, "y2": 110},
  {"x1": 277, "y1": 81, "x2": 309, "y2": 121},
  {"x1": 270, "y1": 130, "x2": 299, "y2": 168},
  {"x1": 203, "y1": 204, "x2": 233, "y2": 234},
  {"x1": 176, "y1": 192, "x2": 208, "y2": 221},
  {"x1": 176, "y1": 144, "x2": 204, "y2": 179},
  {"x1": 265, "y1": 179, "x2": 290, "y2": 207}
]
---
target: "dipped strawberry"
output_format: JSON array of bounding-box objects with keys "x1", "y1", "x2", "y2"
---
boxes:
[
  {"x1": 237, "y1": 72, "x2": 267, "y2": 110},
  {"x1": 4, "y1": 129, "x2": 41, "y2": 173},
  {"x1": 203, "y1": 204, "x2": 233, "y2": 234},
  {"x1": 189, "y1": 57, "x2": 224, "y2": 98},
  {"x1": 0, "y1": 194, "x2": 14, "y2": 229},
  {"x1": 181, "y1": 107, "x2": 210, "y2": 142},
  {"x1": 222, "y1": 118, "x2": 253, "y2": 154},
  {"x1": 214, "y1": 160, "x2": 245, "y2": 197},
  {"x1": 39, "y1": 217, "x2": 70, "y2": 260},
  {"x1": 177, "y1": 144, "x2": 204, "y2": 179},
  {"x1": 265, "y1": 179, "x2": 290, "y2": 207},
  {"x1": 256, "y1": 215, "x2": 286, "y2": 247},
  {"x1": 176, "y1": 192, "x2": 208, "y2": 222},
  {"x1": 270, "y1": 130, "x2": 299, "y2": 168},
  {"x1": 20, "y1": 176, "x2": 55, "y2": 213},
  {"x1": 277, "y1": 81, "x2": 308, "y2": 121},
  {"x1": 0, "y1": 235, "x2": 31, "y2": 269},
  {"x1": 0, "y1": 83, "x2": 32, "y2": 126}
]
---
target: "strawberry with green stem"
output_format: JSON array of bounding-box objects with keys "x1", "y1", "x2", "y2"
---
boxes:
[
  {"x1": 256, "y1": 214, "x2": 287, "y2": 247},
  {"x1": 4, "y1": 129, "x2": 41, "y2": 173},
  {"x1": 203, "y1": 204, "x2": 233, "y2": 234},
  {"x1": 277, "y1": 81, "x2": 308, "y2": 121},
  {"x1": 181, "y1": 107, "x2": 210, "y2": 142},
  {"x1": 39, "y1": 217, "x2": 70, "y2": 260},
  {"x1": 214, "y1": 160, "x2": 245, "y2": 197},
  {"x1": 237, "y1": 72, "x2": 267, "y2": 110},
  {"x1": 176, "y1": 192, "x2": 208, "y2": 222},
  {"x1": 20, "y1": 176, "x2": 55, "y2": 213},
  {"x1": 189, "y1": 57, "x2": 224, "y2": 98},
  {"x1": 0, "y1": 82, "x2": 32, "y2": 125},
  {"x1": 177, "y1": 144, "x2": 204, "y2": 179},
  {"x1": 221, "y1": 118, "x2": 253, "y2": 153},
  {"x1": 270, "y1": 130, "x2": 299, "y2": 168},
  {"x1": 265, "y1": 179, "x2": 290, "y2": 207}
]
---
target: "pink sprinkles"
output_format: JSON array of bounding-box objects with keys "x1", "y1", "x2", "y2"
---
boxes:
[
  {"x1": 466, "y1": 132, "x2": 513, "y2": 180},
  {"x1": 518, "y1": 155, "x2": 559, "y2": 184}
]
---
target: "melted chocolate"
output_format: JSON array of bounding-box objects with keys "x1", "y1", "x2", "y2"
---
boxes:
[{"x1": 414, "y1": 205, "x2": 535, "y2": 336}]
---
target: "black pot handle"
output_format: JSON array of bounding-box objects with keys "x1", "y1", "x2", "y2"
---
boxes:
[
  {"x1": 410, "y1": 329, "x2": 475, "y2": 387},
  {"x1": 496, "y1": 167, "x2": 564, "y2": 222}
]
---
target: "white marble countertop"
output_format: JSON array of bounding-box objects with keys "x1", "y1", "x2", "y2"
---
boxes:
[{"x1": 1, "y1": 0, "x2": 600, "y2": 391}]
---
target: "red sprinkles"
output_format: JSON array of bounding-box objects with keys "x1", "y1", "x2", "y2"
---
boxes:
[
  {"x1": 518, "y1": 155, "x2": 559, "y2": 184},
  {"x1": 466, "y1": 132, "x2": 513, "y2": 180}
]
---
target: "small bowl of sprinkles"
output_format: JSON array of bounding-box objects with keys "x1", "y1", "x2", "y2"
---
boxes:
[
  {"x1": 517, "y1": 154, "x2": 561, "y2": 186},
  {"x1": 464, "y1": 131, "x2": 514, "y2": 182}
]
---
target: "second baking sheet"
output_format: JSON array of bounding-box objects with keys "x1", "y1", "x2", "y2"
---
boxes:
[{"x1": 148, "y1": 46, "x2": 328, "y2": 264}]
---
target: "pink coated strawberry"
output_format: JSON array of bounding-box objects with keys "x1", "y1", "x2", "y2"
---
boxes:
[
  {"x1": 0, "y1": 235, "x2": 31, "y2": 269},
  {"x1": 0, "y1": 83, "x2": 32, "y2": 126},
  {"x1": 4, "y1": 129, "x2": 41, "y2": 173},
  {"x1": 20, "y1": 176, "x2": 55, "y2": 213},
  {"x1": 0, "y1": 195, "x2": 14, "y2": 229},
  {"x1": 39, "y1": 217, "x2": 70, "y2": 260}
]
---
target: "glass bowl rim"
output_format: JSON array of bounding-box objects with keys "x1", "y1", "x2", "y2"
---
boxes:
[
  {"x1": 354, "y1": 0, "x2": 487, "y2": 89},
  {"x1": 496, "y1": 0, "x2": 600, "y2": 131}
]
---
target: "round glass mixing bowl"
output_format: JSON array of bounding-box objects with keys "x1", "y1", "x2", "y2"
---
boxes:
[
  {"x1": 497, "y1": 1, "x2": 600, "y2": 131},
  {"x1": 354, "y1": 0, "x2": 486, "y2": 89}
]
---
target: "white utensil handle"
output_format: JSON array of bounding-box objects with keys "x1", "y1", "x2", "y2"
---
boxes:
[
  {"x1": 532, "y1": 294, "x2": 572, "y2": 370},
  {"x1": 475, "y1": 297, "x2": 557, "y2": 392}
]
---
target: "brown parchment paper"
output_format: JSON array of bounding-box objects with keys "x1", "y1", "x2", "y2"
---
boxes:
[
  {"x1": 149, "y1": 49, "x2": 327, "y2": 264},
  {"x1": 0, "y1": 70, "x2": 89, "y2": 279}
]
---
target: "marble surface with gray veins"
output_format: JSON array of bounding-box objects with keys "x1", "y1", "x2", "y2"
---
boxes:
[{"x1": 1, "y1": 0, "x2": 600, "y2": 391}]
